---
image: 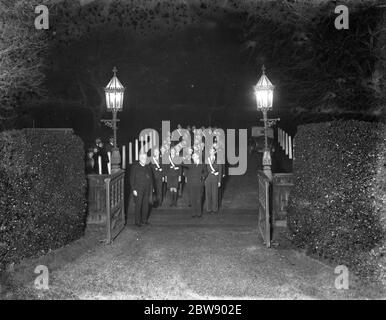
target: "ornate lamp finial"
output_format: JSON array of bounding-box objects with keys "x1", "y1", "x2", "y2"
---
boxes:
[
  {"x1": 112, "y1": 66, "x2": 118, "y2": 76},
  {"x1": 261, "y1": 64, "x2": 266, "y2": 75}
]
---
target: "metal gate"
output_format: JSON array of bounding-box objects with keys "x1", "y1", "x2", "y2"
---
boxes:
[
  {"x1": 272, "y1": 173, "x2": 294, "y2": 222},
  {"x1": 257, "y1": 170, "x2": 272, "y2": 247},
  {"x1": 104, "y1": 170, "x2": 126, "y2": 244}
]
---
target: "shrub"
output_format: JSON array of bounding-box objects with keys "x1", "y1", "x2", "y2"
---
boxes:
[
  {"x1": 287, "y1": 120, "x2": 386, "y2": 284},
  {"x1": 0, "y1": 129, "x2": 87, "y2": 266}
]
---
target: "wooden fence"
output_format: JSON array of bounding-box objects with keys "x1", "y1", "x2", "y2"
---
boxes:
[
  {"x1": 104, "y1": 170, "x2": 126, "y2": 244},
  {"x1": 258, "y1": 170, "x2": 272, "y2": 248},
  {"x1": 87, "y1": 174, "x2": 110, "y2": 224},
  {"x1": 272, "y1": 173, "x2": 294, "y2": 222},
  {"x1": 277, "y1": 128, "x2": 294, "y2": 160},
  {"x1": 127, "y1": 131, "x2": 157, "y2": 164},
  {"x1": 258, "y1": 170, "x2": 294, "y2": 248}
]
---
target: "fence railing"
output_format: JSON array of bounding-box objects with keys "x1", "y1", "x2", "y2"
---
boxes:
[
  {"x1": 87, "y1": 174, "x2": 109, "y2": 224},
  {"x1": 104, "y1": 170, "x2": 126, "y2": 244},
  {"x1": 272, "y1": 173, "x2": 294, "y2": 222},
  {"x1": 258, "y1": 170, "x2": 272, "y2": 248},
  {"x1": 127, "y1": 132, "x2": 157, "y2": 164},
  {"x1": 277, "y1": 128, "x2": 294, "y2": 160},
  {"x1": 258, "y1": 170, "x2": 294, "y2": 248}
]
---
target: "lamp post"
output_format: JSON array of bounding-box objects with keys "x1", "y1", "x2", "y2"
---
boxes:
[
  {"x1": 101, "y1": 67, "x2": 125, "y2": 173},
  {"x1": 254, "y1": 65, "x2": 279, "y2": 180}
]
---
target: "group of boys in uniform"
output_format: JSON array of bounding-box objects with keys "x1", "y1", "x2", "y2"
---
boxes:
[
  {"x1": 130, "y1": 125, "x2": 226, "y2": 227},
  {"x1": 86, "y1": 137, "x2": 115, "y2": 174}
]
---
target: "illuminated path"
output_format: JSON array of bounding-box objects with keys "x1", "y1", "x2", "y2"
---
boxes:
[{"x1": 6, "y1": 155, "x2": 380, "y2": 299}]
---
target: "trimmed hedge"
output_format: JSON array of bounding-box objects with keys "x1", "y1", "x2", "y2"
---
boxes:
[
  {"x1": 0, "y1": 129, "x2": 87, "y2": 266},
  {"x1": 287, "y1": 120, "x2": 386, "y2": 284}
]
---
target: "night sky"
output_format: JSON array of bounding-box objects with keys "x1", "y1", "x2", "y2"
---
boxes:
[
  {"x1": 12, "y1": 0, "x2": 385, "y2": 143},
  {"x1": 44, "y1": 9, "x2": 256, "y2": 137}
]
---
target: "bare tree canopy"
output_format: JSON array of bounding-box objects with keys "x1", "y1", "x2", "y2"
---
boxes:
[
  {"x1": 1, "y1": 0, "x2": 384, "y2": 129},
  {"x1": 0, "y1": 0, "x2": 48, "y2": 122}
]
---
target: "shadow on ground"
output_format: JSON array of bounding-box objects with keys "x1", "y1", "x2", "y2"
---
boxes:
[{"x1": 1, "y1": 154, "x2": 384, "y2": 299}]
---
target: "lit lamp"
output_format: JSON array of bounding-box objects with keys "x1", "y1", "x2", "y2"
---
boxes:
[
  {"x1": 254, "y1": 65, "x2": 279, "y2": 180},
  {"x1": 101, "y1": 67, "x2": 125, "y2": 173}
]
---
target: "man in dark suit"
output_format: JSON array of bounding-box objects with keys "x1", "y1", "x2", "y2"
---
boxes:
[
  {"x1": 204, "y1": 148, "x2": 223, "y2": 214},
  {"x1": 181, "y1": 147, "x2": 194, "y2": 206},
  {"x1": 185, "y1": 153, "x2": 208, "y2": 217},
  {"x1": 130, "y1": 152, "x2": 154, "y2": 227},
  {"x1": 219, "y1": 162, "x2": 227, "y2": 207},
  {"x1": 98, "y1": 141, "x2": 110, "y2": 174},
  {"x1": 150, "y1": 148, "x2": 165, "y2": 207},
  {"x1": 86, "y1": 147, "x2": 96, "y2": 174},
  {"x1": 92, "y1": 138, "x2": 109, "y2": 174},
  {"x1": 92, "y1": 138, "x2": 101, "y2": 173},
  {"x1": 105, "y1": 136, "x2": 115, "y2": 154}
]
